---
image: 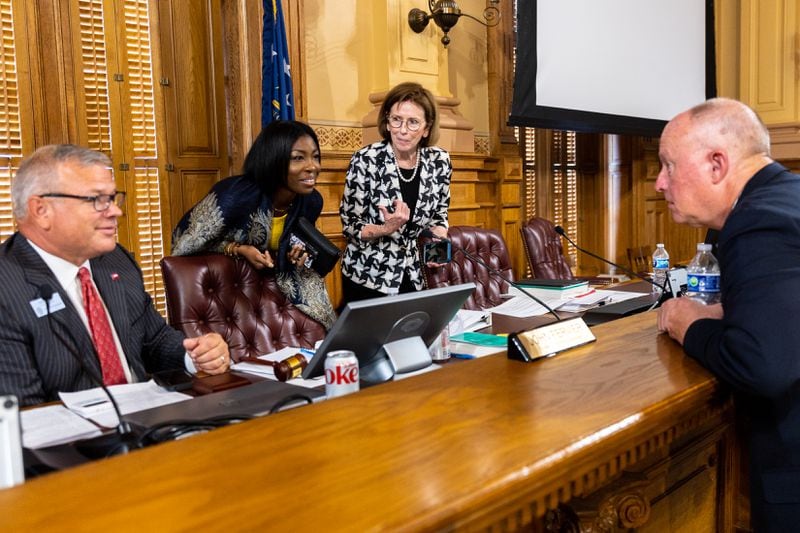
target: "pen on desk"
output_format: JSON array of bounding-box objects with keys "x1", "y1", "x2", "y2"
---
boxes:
[
  {"x1": 82, "y1": 399, "x2": 109, "y2": 408},
  {"x1": 452, "y1": 353, "x2": 476, "y2": 360},
  {"x1": 299, "y1": 348, "x2": 316, "y2": 357}
]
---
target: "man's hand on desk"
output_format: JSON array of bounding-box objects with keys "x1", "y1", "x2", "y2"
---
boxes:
[
  {"x1": 657, "y1": 298, "x2": 723, "y2": 345},
  {"x1": 184, "y1": 333, "x2": 230, "y2": 375}
]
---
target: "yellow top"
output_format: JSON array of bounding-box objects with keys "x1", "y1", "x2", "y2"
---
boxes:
[{"x1": 270, "y1": 213, "x2": 286, "y2": 251}]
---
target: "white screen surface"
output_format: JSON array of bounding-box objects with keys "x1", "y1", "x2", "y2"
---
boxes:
[{"x1": 510, "y1": 0, "x2": 714, "y2": 135}]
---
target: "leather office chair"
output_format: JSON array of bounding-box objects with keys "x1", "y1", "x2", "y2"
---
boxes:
[
  {"x1": 520, "y1": 217, "x2": 575, "y2": 279},
  {"x1": 160, "y1": 254, "x2": 326, "y2": 362},
  {"x1": 627, "y1": 245, "x2": 652, "y2": 276},
  {"x1": 422, "y1": 226, "x2": 513, "y2": 310}
]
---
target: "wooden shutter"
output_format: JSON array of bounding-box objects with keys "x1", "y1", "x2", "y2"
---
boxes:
[
  {"x1": 0, "y1": 0, "x2": 33, "y2": 240},
  {"x1": 69, "y1": 0, "x2": 167, "y2": 313},
  {"x1": 118, "y1": 0, "x2": 166, "y2": 312},
  {"x1": 76, "y1": 0, "x2": 113, "y2": 153},
  {"x1": 520, "y1": 128, "x2": 537, "y2": 221},
  {"x1": 551, "y1": 130, "x2": 578, "y2": 267}
]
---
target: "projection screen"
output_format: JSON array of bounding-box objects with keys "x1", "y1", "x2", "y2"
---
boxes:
[{"x1": 509, "y1": 0, "x2": 716, "y2": 136}]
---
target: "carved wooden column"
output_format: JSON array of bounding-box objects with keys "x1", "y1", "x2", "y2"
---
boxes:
[{"x1": 486, "y1": 0, "x2": 524, "y2": 274}]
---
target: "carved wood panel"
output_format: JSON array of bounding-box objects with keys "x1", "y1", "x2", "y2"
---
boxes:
[
  {"x1": 157, "y1": 0, "x2": 229, "y2": 240},
  {"x1": 740, "y1": 0, "x2": 800, "y2": 124}
]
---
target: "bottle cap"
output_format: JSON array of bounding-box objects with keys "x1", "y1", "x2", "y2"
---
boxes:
[
  {"x1": 656, "y1": 243, "x2": 664, "y2": 248},
  {"x1": 697, "y1": 243, "x2": 711, "y2": 251}
]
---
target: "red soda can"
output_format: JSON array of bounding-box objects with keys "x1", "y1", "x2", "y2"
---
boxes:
[{"x1": 324, "y1": 350, "x2": 360, "y2": 398}]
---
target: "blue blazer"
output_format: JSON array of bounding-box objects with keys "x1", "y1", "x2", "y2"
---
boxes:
[
  {"x1": 684, "y1": 162, "x2": 800, "y2": 529},
  {"x1": 0, "y1": 234, "x2": 186, "y2": 406}
]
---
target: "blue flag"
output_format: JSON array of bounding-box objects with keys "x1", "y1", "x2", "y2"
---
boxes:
[{"x1": 262, "y1": 0, "x2": 294, "y2": 126}]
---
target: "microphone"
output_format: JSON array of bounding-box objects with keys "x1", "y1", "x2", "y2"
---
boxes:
[
  {"x1": 420, "y1": 229, "x2": 563, "y2": 321},
  {"x1": 39, "y1": 284, "x2": 139, "y2": 458},
  {"x1": 553, "y1": 226, "x2": 674, "y2": 304}
]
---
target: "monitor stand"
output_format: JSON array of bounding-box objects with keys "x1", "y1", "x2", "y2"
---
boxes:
[
  {"x1": 384, "y1": 336, "x2": 432, "y2": 374},
  {"x1": 361, "y1": 336, "x2": 432, "y2": 385}
]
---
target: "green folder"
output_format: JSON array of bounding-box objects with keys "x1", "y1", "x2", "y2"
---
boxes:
[{"x1": 450, "y1": 332, "x2": 507, "y2": 347}]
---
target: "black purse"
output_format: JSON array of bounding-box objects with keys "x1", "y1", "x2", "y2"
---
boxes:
[{"x1": 288, "y1": 217, "x2": 341, "y2": 276}]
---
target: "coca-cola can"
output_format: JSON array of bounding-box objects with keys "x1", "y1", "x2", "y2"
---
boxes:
[{"x1": 324, "y1": 350, "x2": 360, "y2": 398}]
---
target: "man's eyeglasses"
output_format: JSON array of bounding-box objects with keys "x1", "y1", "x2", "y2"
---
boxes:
[
  {"x1": 387, "y1": 115, "x2": 424, "y2": 132},
  {"x1": 40, "y1": 192, "x2": 126, "y2": 212}
]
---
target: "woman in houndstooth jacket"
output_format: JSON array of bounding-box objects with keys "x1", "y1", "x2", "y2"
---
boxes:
[{"x1": 339, "y1": 82, "x2": 452, "y2": 305}]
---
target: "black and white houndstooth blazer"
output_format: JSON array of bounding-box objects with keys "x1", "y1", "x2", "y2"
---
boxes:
[{"x1": 339, "y1": 140, "x2": 452, "y2": 294}]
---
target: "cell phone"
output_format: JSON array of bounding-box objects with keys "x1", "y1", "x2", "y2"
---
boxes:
[
  {"x1": 423, "y1": 240, "x2": 452, "y2": 264},
  {"x1": 152, "y1": 368, "x2": 194, "y2": 392},
  {"x1": 289, "y1": 233, "x2": 318, "y2": 268}
]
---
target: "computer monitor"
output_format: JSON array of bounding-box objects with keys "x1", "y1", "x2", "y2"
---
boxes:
[{"x1": 302, "y1": 283, "x2": 476, "y2": 384}]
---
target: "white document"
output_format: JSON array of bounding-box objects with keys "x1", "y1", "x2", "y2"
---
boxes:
[
  {"x1": 486, "y1": 295, "x2": 561, "y2": 318},
  {"x1": 59, "y1": 381, "x2": 192, "y2": 428},
  {"x1": 21, "y1": 405, "x2": 102, "y2": 449},
  {"x1": 230, "y1": 347, "x2": 325, "y2": 389},
  {"x1": 452, "y1": 309, "x2": 491, "y2": 334},
  {"x1": 556, "y1": 289, "x2": 649, "y2": 313}
]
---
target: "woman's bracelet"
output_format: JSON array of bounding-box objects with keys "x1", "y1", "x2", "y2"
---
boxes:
[{"x1": 224, "y1": 242, "x2": 241, "y2": 256}]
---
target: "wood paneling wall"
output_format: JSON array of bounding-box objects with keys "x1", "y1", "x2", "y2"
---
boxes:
[{"x1": 158, "y1": 0, "x2": 230, "y2": 249}]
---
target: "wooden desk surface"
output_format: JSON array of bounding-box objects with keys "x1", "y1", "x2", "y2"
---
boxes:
[{"x1": 1, "y1": 312, "x2": 723, "y2": 532}]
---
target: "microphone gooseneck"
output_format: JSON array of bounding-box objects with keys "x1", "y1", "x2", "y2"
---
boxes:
[
  {"x1": 420, "y1": 230, "x2": 562, "y2": 321},
  {"x1": 39, "y1": 283, "x2": 138, "y2": 458},
  {"x1": 552, "y1": 226, "x2": 673, "y2": 304}
]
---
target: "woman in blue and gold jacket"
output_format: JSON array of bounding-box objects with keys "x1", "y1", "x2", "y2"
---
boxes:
[{"x1": 172, "y1": 120, "x2": 336, "y2": 329}]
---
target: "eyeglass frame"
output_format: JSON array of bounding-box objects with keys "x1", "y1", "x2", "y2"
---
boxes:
[
  {"x1": 386, "y1": 114, "x2": 426, "y2": 132},
  {"x1": 39, "y1": 191, "x2": 127, "y2": 212}
]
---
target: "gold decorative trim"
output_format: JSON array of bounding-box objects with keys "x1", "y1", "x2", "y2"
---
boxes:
[
  {"x1": 313, "y1": 125, "x2": 363, "y2": 152},
  {"x1": 478, "y1": 396, "x2": 729, "y2": 530},
  {"x1": 474, "y1": 135, "x2": 490, "y2": 154}
]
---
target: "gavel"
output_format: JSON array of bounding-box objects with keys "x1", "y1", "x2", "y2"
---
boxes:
[{"x1": 239, "y1": 353, "x2": 309, "y2": 382}]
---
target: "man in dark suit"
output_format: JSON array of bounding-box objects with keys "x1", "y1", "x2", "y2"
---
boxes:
[
  {"x1": 657, "y1": 98, "x2": 800, "y2": 531},
  {"x1": 0, "y1": 144, "x2": 230, "y2": 406}
]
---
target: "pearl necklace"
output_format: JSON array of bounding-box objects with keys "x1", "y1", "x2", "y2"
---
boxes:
[{"x1": 394, "y1": 148, "x2": 421, "y2": 183}]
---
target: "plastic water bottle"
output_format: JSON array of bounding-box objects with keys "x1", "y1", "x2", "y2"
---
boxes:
[
  {"x1": 651, "y1": 243, "x2": 670, "y2": 294},
  {"x1": 685, "y1": 243, "x2": 721, "y2": 305}
]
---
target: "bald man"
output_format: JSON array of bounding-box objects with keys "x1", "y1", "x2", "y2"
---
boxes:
[{"x1": 656, "y1": 98, "x2": 800, "y2": 531}]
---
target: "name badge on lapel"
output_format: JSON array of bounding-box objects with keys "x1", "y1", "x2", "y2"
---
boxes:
[{"x1": 30, "y1": 292, "x2": 66, "y2": 318}]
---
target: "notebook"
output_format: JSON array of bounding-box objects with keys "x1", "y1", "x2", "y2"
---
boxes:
[
  {"x1": 123, "y1": 379, "x2": 325, "y2": 429},
  {"x1": 582, "y1": 294, "x2": 658, "y2": 326}
]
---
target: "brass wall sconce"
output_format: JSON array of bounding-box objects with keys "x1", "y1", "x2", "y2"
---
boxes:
[{"x1": 408, "y1": 0, "x2": 500, "y2": 48}]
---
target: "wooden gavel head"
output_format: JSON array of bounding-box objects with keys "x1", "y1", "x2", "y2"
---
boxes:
[{"x1": 273, "y1": 353, "x2": 308, "y2": 382}]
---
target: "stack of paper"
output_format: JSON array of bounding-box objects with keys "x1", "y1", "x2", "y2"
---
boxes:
[
  {"x1": 21, "y1": 405, "x2": 102, "y2": 449},
  {"x1": 450, "y1": 331, "x2": 507, "y2": 359},
  {"x1": 507, "y1": 278, "x2": 590, "y2": 299},
  {"x1": 59, "y1": 381, "x2": 192, "y2": 428},
  {"x1": 452, "y1": 309, "x2": 491, "y2": 334}
]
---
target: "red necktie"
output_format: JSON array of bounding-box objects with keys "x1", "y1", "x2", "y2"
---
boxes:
[{"x1": 78, "y1": 267, "x2": 127, "y2": 385}]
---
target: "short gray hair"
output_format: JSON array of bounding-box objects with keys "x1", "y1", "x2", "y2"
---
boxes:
[
  {"x1": 688, "y1": 97, "x2": 771, "y2": 157},
  {"x1": 12, "y1": 144, "x2": 112, "y2": 220}
]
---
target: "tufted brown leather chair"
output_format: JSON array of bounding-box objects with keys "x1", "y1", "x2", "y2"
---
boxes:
[
  {"x1": 160, "y1": 254, "x2": 326, "y2": 362},
  {"x1": 520, "y1": 217, "x2": 574, "y2": 280},
  {"x1": 422, "y1": 226, "x2": 513, "y2": 310}
]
